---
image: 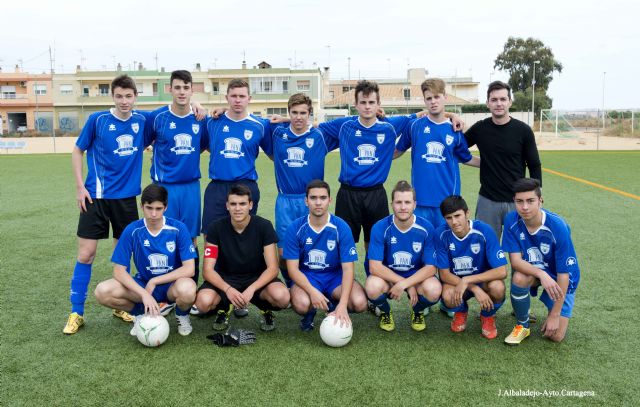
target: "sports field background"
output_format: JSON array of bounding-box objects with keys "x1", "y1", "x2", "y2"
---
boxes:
[{"x1": 1, "y1": 151, "x2": 639, "y2": 406}]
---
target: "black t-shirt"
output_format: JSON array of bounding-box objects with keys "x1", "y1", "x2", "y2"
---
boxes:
[
  {"x1": 465, "y1": 117, "x2": 542, "y2": 202},
  {"x1": 206, "y1": 215, "x2": 278, "y2": 285}
]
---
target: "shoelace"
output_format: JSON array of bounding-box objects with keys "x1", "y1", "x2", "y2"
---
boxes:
[
  {"x1": 382, "y1": 313, "x2": 392, "y2": 324},
  {"x1": 413, "y1": 313, "x2": 423, "y2": 323}
]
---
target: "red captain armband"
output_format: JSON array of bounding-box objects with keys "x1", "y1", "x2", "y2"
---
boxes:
[{"x1": 204, "y1": 245, "x2": 219, "y2": 259}]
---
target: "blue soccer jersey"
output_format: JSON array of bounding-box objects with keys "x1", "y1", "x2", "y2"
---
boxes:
[
  {"x1": 319, "y1": 115, "x2": 413, "y2": 187},
  {"x1": 435, "y1": 219, "x2": 507, "y2": 276},
  {"x1": 205, "y1": 113, "x2": 271, "y2": 181},
  {"x1": 146, "y1": 105, "x2": 208, "y2": 183},
  {"x1": 396, "y1": 117, "x2": 473, "y2": 207},
  {"x1": 368, "y1": 214, "x2": 436, "y2": 276},
  {"x1": 111, "y1": 217, "x2": 197, "y2": 283},
  {"x1": 75, "y1": 109, "x2": 148, "y2": 199},
  {"x1": 502, "y1": 209, "x2": 580, "y2": 292},
  {"x1": 282, "y1": 214, "x2": 358, "y2": 275},
  {"x1": 264, "y1": 124, "x2": 338, "y2": 194}
]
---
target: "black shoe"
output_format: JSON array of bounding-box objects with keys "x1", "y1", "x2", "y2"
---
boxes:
[{"x1": 260, "y1": 310, "x2": 275, "y2": 331}]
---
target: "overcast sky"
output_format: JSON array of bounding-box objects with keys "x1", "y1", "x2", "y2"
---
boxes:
[{"x1": 2, "y1": 0, "x2": 638, "y2": 110}]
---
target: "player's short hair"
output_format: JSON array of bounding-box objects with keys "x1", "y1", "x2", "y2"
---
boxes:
[
  {"x1": 306, "y1": 179, "x2": 330, "y2": 197},
  {"x1": 512, "y1": 178, "x2": 542, "y2": 198},
  {"x1": 170, "y1": 70, "x2": 192, "y2": 86},
  {"x1": 421, "y1": 78, "x2": 446, "y2": 96},
  {"x1": 228, "y1": 184, "x2": 252, "y2": 202},
  {"x1": 440, "y1": 195, "x2": 468, "y2": 217},
  {"x1": 141, "y1": 184, "x2": 168, "y2": 206},
  {"x1": 391, "y1": 180, "x2": 416, "y2": 201},
  {"x1": 487, "y1": 81, "x2": 511, "y2": 100},
  {"x1": 288, "y1": 93, "x2": 313, "y2": 114},
  {"x1": 354, "y1": 80, "x2": 380, "y2": 104},
  {"x1": 227, "y1": 78, "x2": 250, "y2": 94},
  {"x1": 111, "y1": 74, "x2": 137, "y2": 95}
]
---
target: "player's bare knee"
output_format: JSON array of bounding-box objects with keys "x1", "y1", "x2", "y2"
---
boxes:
[
  {"x1": 364, "y1": 277, "x2": 386, "y2": 299},
  {"x1": 420, "y1": 278, "x2": 442, "y2": 301},
  {"x1": 94, "y1": 281, "x2": 113, "y2": 305},
  {"x1": 269, "y1": 285, "x2": 291, "y2": 309},
  {"x1": 349, "y1": 294, "x2": 368, "y2": 313},
  {"x1": 291, "y1": 294, "x2": 311, "y2": 314},
  {"x1": 511, "y1": 271, "x2": 532, "y2": 287},
  {"x1": 488, "y1": 280, "x2": 505, "y2": 300}
]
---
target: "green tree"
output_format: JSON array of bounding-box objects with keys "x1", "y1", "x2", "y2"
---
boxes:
[
  {"x1": 511, "y1": 89, "x2": 552, "y2": 115},
  {"x1": 494, "y1": 37, "x2": 562, "y2": 93}
]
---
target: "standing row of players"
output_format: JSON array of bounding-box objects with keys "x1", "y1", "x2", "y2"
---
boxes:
[{"x1": 63, "y1": 70, "x2": 577, "y2": 345}]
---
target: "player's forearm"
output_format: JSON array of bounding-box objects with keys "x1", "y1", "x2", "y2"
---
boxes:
[
  {"x1": 203, "y1": 266, "x2": 229, "y2": 291},
  {"x1": 338, "y1": 263, "x2": 355, "y2": 307},
  {"x1": 464, "y1": 155, "x2": 480, "y2": 168},
  {"x1": 510, "y1": 255, "x2": 545, "y2": 279},
  {"x1": 247, "y1": 266, "x2": 279, "y2": 293},
  {"x1": 113, "y1": 266, "x2": 147, "y2": 298},
  {"x1": 393, "y1": 149, "x2": 405, "y2": 159},
  {"x1": 549, "y1": 274, "x2": 569, "y2": 316},
  {"x1": 438, "y1": 268, "x2": 461, "y2": 286},
  {"x1": 463, "y1": 266, "x2": 506, "y2": 285},
  {"x1": 150, "y1": 260, "x2": 195, "y2": 285},
  {"x1": 71, "y1": 147, "x2": 85, "y2": 188},
  {"x1": 370, "y1": 260, "x2": 403, "y2": 284},
  {"x1": 404, "y1": 265, "x2": 436, "y2": 287}
]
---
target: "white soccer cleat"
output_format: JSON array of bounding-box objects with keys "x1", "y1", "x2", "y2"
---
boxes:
[{"x1": 176, "y1": 314, "x2": 193, "y2": 336}]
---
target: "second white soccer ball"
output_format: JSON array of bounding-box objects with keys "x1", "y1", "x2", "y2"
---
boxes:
[
  {"x1": 136, "y1": 315, "x2": 170, "y2": 347},
  {"x1": 319, "y1": 315, "x2": 353, "y2": 347}
]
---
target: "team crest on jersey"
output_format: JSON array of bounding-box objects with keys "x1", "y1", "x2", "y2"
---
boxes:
[
  {"x1": 131, "y1": 123, "x2": 139, "y2": 134},
  {"x1": 166, "y1": 241, "x2": 176, "y2": 253},
  {"x1": 540, "y1": 243, "x2": 550, "y2": 255},
  {"x1": 391, "y1": 251, "x2": 413, "y2": 272},
  {"x1": 305, "y1": 237, "x2": 313, "y2": 245},
  {"x1": 452, "y1": 256, "x2": 477, "y2": 275},
  {"x1": 192, "y1": 124, "x2": 200, "y2": 134},
  {"x1": 423, "y1": 126, "x2": 431, "y2": 134},
  {"x1": 327, "y1": 240, "x2": 336, "y2": 251},
  {"x1": 221, "y1": 137, "x2": 244, "y2": 158},
  {"x1": 305, "y1": 249, "x2": 329, "y2": 270},
  {"x1": 470, "y1": 243, "x2": 480, "y2": 254},
  {"x1": 412, "y1": 242, "x2": 422, "y2": 253},
  {"x1": 171, "y1": 134, "x2": 195, "y2": 154},
  {"x1": 449, "y1": 243, "x2": 456, "y2": 251},
  {"x1": 113, "y1": 135, "x2": 138, "y2": 156},
  {"x1": 355, "y1": 130, "x2": 362, "y2": 137},
  {"x1": 284, "y1": 147, "x2": 308, "y2": 167},
  {"x1": 169, "y1": 122, "x2": 176, "y2": 130},
  {"x1": 146, "y1": 254, "x2": 173, "y2": 275},
  {"x1": 520, "y1": 232, "x2": 525, "y2": 240},
  {"x1": 445, "y1": 135, "x2": 454, "y2": 145},
  {"x1": 305, "y1": 138, "x2": 314, "y2": 148},
  {"x1": 422, "y1": 141, "x2": 446, "y2": 163},
  {"x1": 223, "y1": 125, "x2": 230, "y2": 132},
  {"x1": 390, "y1": 236, "x2": 397, "y2": 244},
  {"x1": 109, "y1": 124, "x2": 116, "y2": 131},
  {"x1": 354, "y1": 144, "x2": 378, "y2": 165},
  {"x1": 377, "y1": 133, "x2": 385, "y2": 144},
  {"x1": 244, "y1": 130, "x2": 253, "y2": 140},
  {"x1": 566, "y1": 257, "x2": 577, "y2": 266}
]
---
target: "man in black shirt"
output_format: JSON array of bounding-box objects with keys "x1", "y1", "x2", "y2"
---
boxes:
[
  {"x1": 194, "y1": 185, "x2": 290, "y2": 331},
  {"x1": 464, "y1": 81, "x2": 542, "y2": 239}
]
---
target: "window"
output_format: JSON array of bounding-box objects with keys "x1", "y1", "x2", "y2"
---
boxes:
[
  {"x1": 34, "y1": 84, "x2": 47, "y2": 95},
  {"x1": 264, "y1": 81, "x2": 272, "y2": 92},
  {"x1": 267, "y1": 108, "x2": 288, "y2": 116},
  {"x1": 329, "y1": 90, "x2": 335, "y2": 99},
  {"x1": 99, "y1": 84, "x2": 110, "y2": 96},
  {"x1": 297, "y1": 80, "x2": 310, "y2": 91},
  {"x1": 82, "y1": 85, "x2": 90, "y2": 97},
  {"x1": 283, "y1": 80, "x2": 288, "y2": 93},
  {"x1": 152, "y1": 82, "x2": 158, "y2": 96},
  {"x1": 212, "y1": 82, "x2": 219, "y2": 95},
  {"x1": 136, "y1": 83, "x2": 144, "y2": 95},
  {"x1": 403, "y1": 87, "x2": 411, "y2": 100},
  {"x1": 1, "y1": 85, "x2": 16, "y2": 99},
  {"x1": 250, "y1": 76, "x2": 290, "y2": 94},
  {"x1": 342, "y1": 86, "x2": 350, "y2": 93},
  {"x1": 60, "y1": 84, "x2": 73, "y2": 95}
]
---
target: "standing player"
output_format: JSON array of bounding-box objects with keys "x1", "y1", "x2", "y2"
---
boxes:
[
  {"x1": 503, "y1": 178, "x2": 580, "y2": 345},
  {"x1": 464, "y1": 81, "x2": 542, "y2": 239},
  {"x1": 63, "y1": 75, "x2": 148, "y2": 334},
  {"x1": 145, "y1": 70, "x2": 208, "y2": 314},
  {"x1": 436, "y1": 195, "x2": 507, "y2": 339},
  {"x1": 283, "y1": 180, "x2": 368, "y2": 331},
  {"x1": 94, "y1": 184, "x2": 197, "y2": 336},
  {"x1": 263, "y1": 93, "x2": 338, "y2": 284},
  {"x1": 194, "y1": 185, "x2": 290, "y2": 331},
  {"x1": 395, "y1": 78, "x2": 479, "y2": 229},
  {"x1": 366, "y1": 181, "x2": 441, "y2": 332}
]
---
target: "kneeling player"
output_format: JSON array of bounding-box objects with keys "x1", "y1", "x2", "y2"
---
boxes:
[
  {"x1": 194, "y1": 185, "x2": 290, "y2": 331},
  {"x1": 503, "y1": 178, "x2": 580, "y2": 345},
  {"x1": 436, "y1": 195, "x2": 507, "y2": 339},
  {"x1": 366, "y1": 181, "x2": 441, "y2": 332},
  {"x1": 283, "y1": 180, "x2": 368, "y2": 331},
  {"x1": 94, "y1": 184, "x2": 197, "y2": 336}
]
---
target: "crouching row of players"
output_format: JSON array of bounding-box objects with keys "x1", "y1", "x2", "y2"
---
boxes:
[{"x1": 95, "y1": 177, "x2": 579, "y2": 345}]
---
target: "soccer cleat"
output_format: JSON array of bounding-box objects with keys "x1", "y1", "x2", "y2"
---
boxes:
[
  {"x1": 175, "y1": 314, "x2": 193, "y2": 336},
  {"x1": 234, "y1": 307, "x2": 249, "y2": 318},
  {"x1": 112, "y1": 309, "x2": 135, "y2": 322},
  {"x1": 159, "y1": 302, "x2": 176, "y2": 316},
  {"x1": 367, "y1": 301, "x2": 382, "y2": 317},
  {"x1": 63, "y1": 312, "x2": 85, "y2": 335},
  {"x1": 451, "y1": 312, "x2": 468, "y2": 333},
  {"x1": 212, "y1": 306, "x2": 232, "y2": 331},
  {"x1": 300, "y1": 310, "x2": 316, "y2": 332},
  {"x1": 440, "y1": 302, "x2": 454, "y2": 318},
  {"x1": 378, "y1": 312, "x2": 395, "y2": 332},
  {"x1": 504, "y1": 324, "x2": 531, "y2": 345},
  {"x1": 189, "y1": 305, "x2": 201, "y2": 316},
  {"x1": 259, "y1": 310, "x2": 276, "y2": 331},
  {"x1": 480, "y1": 315, "x2": 498, "y2": 340},
  {"x1": 130, "y1": 315, "x2": 142, "y2": 336},
  {"x1": 411, "y1": 311, "x2": 426, "y2": 332}
]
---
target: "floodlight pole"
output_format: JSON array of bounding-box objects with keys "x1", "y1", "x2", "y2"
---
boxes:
[{"x1": 531, "y1": 60, "x2": 540, "y2": 126}]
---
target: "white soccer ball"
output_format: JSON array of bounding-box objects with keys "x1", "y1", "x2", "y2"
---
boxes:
[
  {"x1": 136, "y1": 315, "x2": 170, "y2": 347},
  {"x1": 319, "y1": 315, "x2": 353, "y2": 347}
]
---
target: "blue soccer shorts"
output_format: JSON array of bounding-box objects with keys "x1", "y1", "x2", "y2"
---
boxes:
[
  {"x1": 157, "y1": 180, "x2": 201, "y2": 238},
  {"x1": 275, "y1": 193, "x2": 308, "y2": 247},
  {"x1": 414, "y1": 205, "x2": 445, "y2": 229}
]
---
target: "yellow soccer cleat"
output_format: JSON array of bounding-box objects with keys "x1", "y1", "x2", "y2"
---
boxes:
[
  {"x1": 63, "y1": 312, "x2": 85, "y2": 335},
  {"x1": 410, "y1": 311, "x2": 426, "y2": 332},
  {"x1": 504, "y1": 324, "x2": 531, "y2": 345},
  {"x1": 112, "y1": 309, "x2": 135, "y2": 323},
  {"x1": 379, "y1": 312, "x2": 395, "y2": 332}
]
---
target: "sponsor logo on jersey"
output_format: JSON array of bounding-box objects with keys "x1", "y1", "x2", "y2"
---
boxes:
[
  {"x1": 109, "y1": 124, "x2": 116, "y2": 131},
  {"x1": 166, "y1": 241, "x2": 176, "y2": 252},
  {"x1": 422, "y1": 141, "x2": 446, "y2": 163},
  {"x1": 146, "y1": 253, "x2": 173, "y2": 275},
  {"x1": 566, "y1": 257, "x2": 577, "y2": 266},
  {"x1": 171, "y1": 134, "x2": 195, "y2": 154},
  {"x1": 192, "y1": 124, "x2": 200, "y2": 134},
  {"x1": 412, "y1": 242, "x2": 422, "y2": 253},
  {"x1": 305, "y1": 137, "x2": 314, "y2": 148},
  {"x1": 169, "y1": 122, "x2": 176, "y2": 130},
  {"x1": 131, "y1": 123, "x2": 139, "y2": 134},
  {"x1": 423, "y1": 126, "x2": 431, "y2": 134},
  {"x1": 284, "y1": 147, "x2": 308, "y2": 167},
  {"x1": 144, "y1": 239, "x2": 150, "y2": 247},
  {"x1": 377, "y1": 133, "x2": 385, "y2": 144},
  {"x1": 220, "y1": 137, "x2": 244, "y2": 158},
  {"x1": 452, "y1": 256, "x2": 477, "y2": 276},
  {"x1": 223, "y1": 125, "x2": 230, "y2": 132},
  {"x1": 391, "y1": 251, "x2": 413, "y2": 272},
  {"x1": 305, "y1": 249, "x2": 329, "y2": 270},
  {"x1": 244, "y1": 129, "x2": 253, "y2": 140},
  {"x1": 445, "y1": 134, "x2": 454, "y2": 145},
  {"x1": 113, "y1": 135, "x2": 138, "y2": 156},
  {"x1": 540, "y1": 242, "x2": 550, "y2": 255},
  {"x1": 471, "y1": 243, "x2": 480, "y2": 254},
  {"x1": 526, "y1": 247, "x2": 547, "y2": 269},
  {"x1": 354, "y1": 144, "x2": 378, "y2": 165},
  {"x1": 327, "y1": 240, "x2": 336, "y2": 251},
  {"x1": 305, "y1": 237, "x2": 313, "y2": 245}
]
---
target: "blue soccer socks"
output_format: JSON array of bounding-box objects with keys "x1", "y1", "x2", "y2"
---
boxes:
[
  {"x1": 370, "y1": 294, "x2": 391, "y2": 314},
  {"x1": 510, "y1": 283, "x2": 531, "y2": 328},
  {"x1": 70, "y1": 262, "x2": 92, "y2": 315}
]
